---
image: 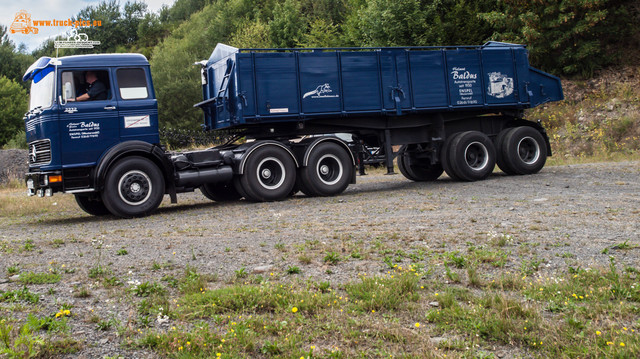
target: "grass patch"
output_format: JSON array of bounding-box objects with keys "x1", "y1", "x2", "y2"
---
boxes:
[
  {"x1": 0, "y1": 187, "x2": 77, "y2": 218},
  {"x1": 19, "y1": 271, "x2": 61, "y2": 285},
  {"x1": 0, "y1": 287, "x2": 40, "y2": 304}
]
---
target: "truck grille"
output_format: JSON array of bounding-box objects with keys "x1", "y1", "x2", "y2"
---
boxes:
[{"x1": 28, "y1": 139, "x2": 51, "y2": 165}]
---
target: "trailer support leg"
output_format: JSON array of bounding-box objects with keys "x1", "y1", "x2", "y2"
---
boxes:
[
  {"x1": 357, "y1": 142, "x2": 367, "y2": 176},
  {"x1": 384, "y1": 129, "x2": 395, "y2": 175}
]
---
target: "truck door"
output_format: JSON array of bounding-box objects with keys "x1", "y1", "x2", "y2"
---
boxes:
[
  {"x1": 58, "y1": 69, "x2": 120, "y2": 167},
  {"x1": 114, "y1": 67, "x2": 159, "y2": 144}
]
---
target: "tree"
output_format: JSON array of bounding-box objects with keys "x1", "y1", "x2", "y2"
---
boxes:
[
  {"x1": 342, "y1": 0, "x2": 428, "y2": 46},
  {"x1": 269, "y1": 0, "x2": 307, "y2": 48},
  {"x1": 423, "y1": 0, "x2": 499, "y2": 46},
  {"x1": 300, "y1": 0, "x2": 348, "y2": 25},
  {"x1": 298, "y1": 19, "x2": 342, "y2": 48},
  {"x1": 480, "y1": 0, "x2": 634, "y2": 76},
  {"x1": 0, "y1": 25, "x2": 34, "y2": 86},
  {"x1": 0, "y1": 76, "x2": 28, "y2": 146},
  {"x1": 229, "y1": 18, "x2": 272, "y2": 48},
  {"x1": 151, "y1": 0, "x2": 280, "y2": 131}
]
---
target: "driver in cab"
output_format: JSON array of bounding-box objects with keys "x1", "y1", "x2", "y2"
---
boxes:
[{"x1": 67, "y1": 71, "x2": 107, "y2": 101}]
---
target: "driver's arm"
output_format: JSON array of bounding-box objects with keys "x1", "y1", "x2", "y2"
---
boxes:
[{"x1": 68, "y1": 93, "x2": 90, "y2": 102}]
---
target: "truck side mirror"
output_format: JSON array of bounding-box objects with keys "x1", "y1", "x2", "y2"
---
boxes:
[{"x1": 64, "y1": 82, "x2": 73, "y2": 100}]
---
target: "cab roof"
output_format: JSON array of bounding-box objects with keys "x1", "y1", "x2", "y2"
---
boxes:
[
  {"x1": 56, "y1": 53, "x2": 149, "y2": 67},
  {"x1": 23, "y1": 53, "x2": 149, "y2": 82}
]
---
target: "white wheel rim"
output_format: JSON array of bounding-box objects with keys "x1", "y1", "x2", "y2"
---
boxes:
[
  {"x1": 118, "y1": 170, "x2": 152, "y2": 206},
  {"x1": 464, "y1": 141, "x2": 489, "y2": 171},
  {"x1": 256, "y1": 157, "x2": 286, "y2": 190},
  {"x1": 517, "y1": 136, "x2": 540, "y2": 165},
  {"x1": 316, "y1": 154, "x2": 343, "y2": 186}
]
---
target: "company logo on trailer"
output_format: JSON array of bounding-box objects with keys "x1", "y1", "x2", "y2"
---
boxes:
[
  {"x1": 303, "y1": 83, "x2": 339, "y2": 99},
  {"x1": 451, "y1": 67, "x2": 477, "y2": 80},
  {"x1": 487, "y1": 72, "x2": 514, "y2": 98}
]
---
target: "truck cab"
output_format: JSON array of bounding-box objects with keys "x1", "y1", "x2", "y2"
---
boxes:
[{"x1": 23, "y1": 54, "x2": 160, "y2": 197}]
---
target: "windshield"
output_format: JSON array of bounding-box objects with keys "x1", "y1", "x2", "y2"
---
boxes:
[{"x1": 29, "y1": 69, "x2": 54, "y2": 111}]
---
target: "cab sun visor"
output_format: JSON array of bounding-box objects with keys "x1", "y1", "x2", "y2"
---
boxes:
[{"x1": 23, "y1": 57, "x2": 54, "y2": 82}]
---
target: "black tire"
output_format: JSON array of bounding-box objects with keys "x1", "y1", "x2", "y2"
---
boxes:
[
  {"x1": 200, "y1": 182, "x2": 241, "y2": 202},
  {"x1": 75, "y1": 194, "x2": 111, "y2": 216},
  {"x1": 441, "y1": 133, "x2": 462, "y2": 181},
  {"x1": 299, "y1": 142, "x2": 353, "y2": 196},
  {"x1": 397, "y1": 146, "x2": 418, "y2": 181},
  {"x1": 448, "y1": 131, "x2": 496, "y2": 181},
  {"x1": 232, "y1": 176, "x2": 251, "y2": 200},
  {"x1": 495, "y1": 128, "x2": 517, "y2": 175},
  {"x1": 502, "y1": 126, "x2": 547, "y2": 175},
  {"x1": 397, "y1": 145, "x2": 443, "y2": 182},
  {"x1": 238, "y1": 145, "x2": 296, "y2": 202},
  {"x1": 295, "y1": 173, "x2": 315, "y2": 197},
  {"x1": 101, "y1": 156, "x2": 165, "y2": 218}
]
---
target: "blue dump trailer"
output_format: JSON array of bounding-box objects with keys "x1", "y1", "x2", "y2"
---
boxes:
[{"x1": 22, "y1": 42, "x2": 562, "y2": 218}]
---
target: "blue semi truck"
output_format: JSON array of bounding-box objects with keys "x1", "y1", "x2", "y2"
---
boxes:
[{"x1": 22, "y1": 42, "x2": 563, "y2": 218}]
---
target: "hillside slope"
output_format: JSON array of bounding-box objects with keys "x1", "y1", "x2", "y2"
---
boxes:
[{"x1": 530, "y1": 65, "x2": 640, "y2": 163}]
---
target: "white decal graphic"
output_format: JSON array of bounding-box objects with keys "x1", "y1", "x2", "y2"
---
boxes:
[
  {"x1": 487, "y1": 72, "x2": 514, "y2": 98},
  {"x1": 67, "y1": 121, "x2": 100, "y2": 140},
  {"x1": 54, "y1": 27, "x2": 100, "y2": 49},
  {"x1": 64, "y1": 107, "x2": 78, "y2": 114},
  {"x1": 303, "y1": 83, "x2": 339, "y2": 99},
  {"x1": 451, "y1": 67, "x2": 479, "y2": 105},
  {"x1": 269, "y1": 108, "x2": 289, "y2": 114},
  {"x1": 124, "y1": 115, "x2": 151, "y2": 128}
]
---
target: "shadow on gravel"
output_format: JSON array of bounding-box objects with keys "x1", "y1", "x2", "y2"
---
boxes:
[
  {"x1": 36, "y1": 201, "x2": 223, "y2": 225},
  {"x1": 35, "y1": 172, "x2": 515, "y2": 225},
  {"x1": 341, "y1": 172, "x2": 507, "y2": 196}
]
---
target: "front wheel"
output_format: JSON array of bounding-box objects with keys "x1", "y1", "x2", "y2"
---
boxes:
[
  {"x1": 75, "y1": 194, "x2": 111, "y2": 216},
  {"x1": 101, "y1": 156, "x2": 165, "y2": 218}
]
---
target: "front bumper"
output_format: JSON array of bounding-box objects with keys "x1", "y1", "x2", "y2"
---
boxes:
[{"x1": 25, "y1": 171, "x2": 63, "y2": 197}]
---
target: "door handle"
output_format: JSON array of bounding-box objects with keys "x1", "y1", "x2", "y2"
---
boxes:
[{"x1": 104, "y1": 106, "x2": 116, "y2": 110}]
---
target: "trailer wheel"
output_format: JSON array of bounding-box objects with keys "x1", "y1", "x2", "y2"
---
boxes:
[
  {"x1": 75, "y1": 194, "x2": 111, "y2": 216},
  {"x1": 495, "y1": 128, "x2": 517, "y2": 175},
  {"x1": 295, "y1": 175, "x2": 315, "y2": 197},
  {"x1": 503, "y1": 126, "x2": 547, "y2": 175},
  {"x1": 449, "y1": 131, "x2": 496, "y2": 181},
  {"x1": 441, "y1": 133, "x2": 462, "y2": 181},
  {"x1": 200, "y1": 182, "x2": 241, "y2": 202},
  {"x1": 101, "y1": 156, "x2": 165, "y2": 218},
  {"x1": 239, "y1": 145, "x2": 296, "y2": 201},
  {"x1": 299, "y1": 142, "x2": 353, "y2": 196},
  {"x1": 397, "y1": 145, "x2": 443, "y2": 182},
  {"x1": 397, "y1": 148, "x2": 416, "y2": 181}
]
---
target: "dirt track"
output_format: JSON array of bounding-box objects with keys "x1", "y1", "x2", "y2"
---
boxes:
[{"x1": 1, "y1": 160, "x2": 639, "y2": 357}]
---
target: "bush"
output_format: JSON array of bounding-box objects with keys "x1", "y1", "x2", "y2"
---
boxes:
[
  {"x1": 3, "y1": 130, "x2": 27, "y2": 149},
  {"x1": 0, "y1": 76, "x2": 28, "y2": 147}
]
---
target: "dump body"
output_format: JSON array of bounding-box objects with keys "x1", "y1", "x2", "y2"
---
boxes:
[{"x1": 198, "y1": 42, "x2": 563, "y2": 131}]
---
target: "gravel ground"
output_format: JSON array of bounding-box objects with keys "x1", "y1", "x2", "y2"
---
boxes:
[
  {"x1": 1, "y1": 160, "x2": 639, "y2": 357},
  {"x1": 0, "y1": 149, "x2": 27, "y2": 185}
]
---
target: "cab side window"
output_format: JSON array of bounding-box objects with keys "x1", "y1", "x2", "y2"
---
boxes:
[
  {"x1": 117, "y1": 68, "x2": 149, "y2": 100},
  {"x1": 61, "y1": 70, "x2": 111, "y2": 101}
]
